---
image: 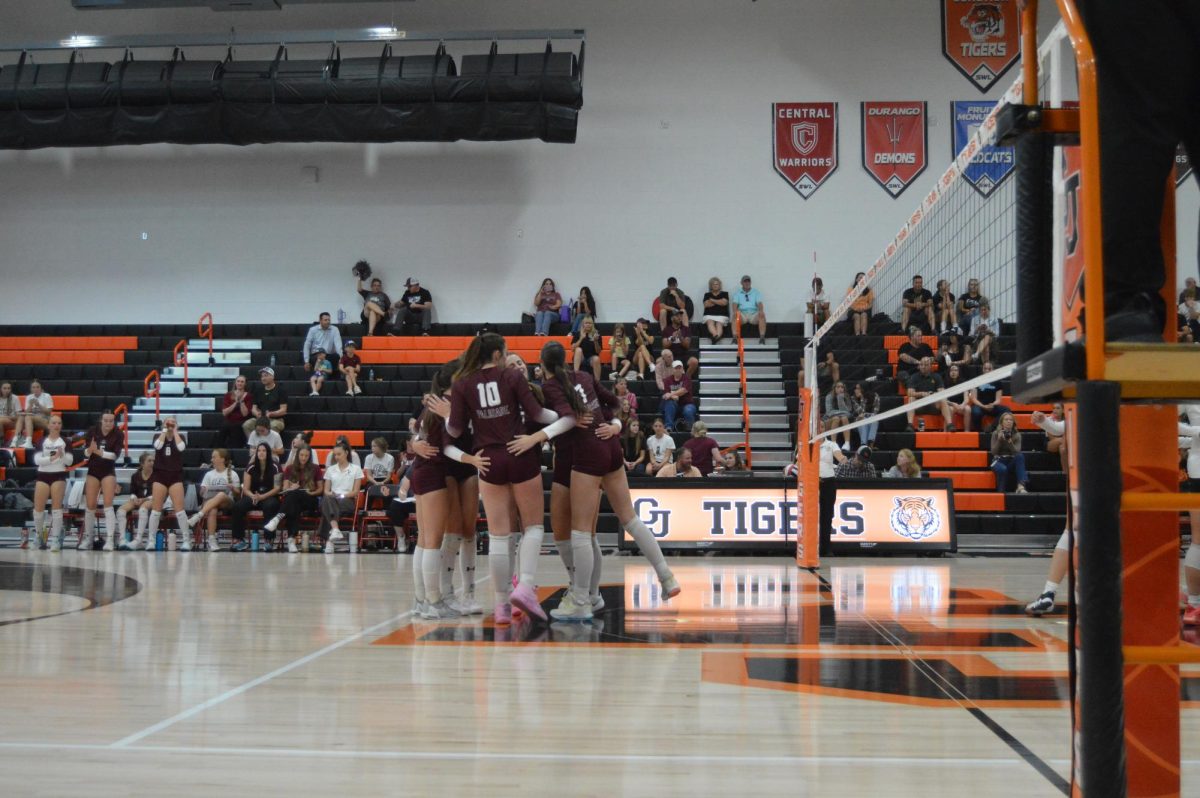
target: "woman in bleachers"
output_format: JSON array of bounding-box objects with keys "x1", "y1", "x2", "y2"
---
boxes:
[
  {"x1": 848, "y1": 273, "x2": 873, "y2": 337},
  {"x1": 263, "y1": 443, "x2": 324, "y2": 553},
  {"x1": 362, "y1": 437, "x2": 395, "y2": 499},
  {"x1": 990, "y1": 412, "x2": 1029, "y2": 494},
  {"x1": 850, "y1": 382, "x2": 881, "y2": 449},
  {"x1": 357, "y1": 275, "x2": 391, "y2": 337},
  {"x1": 883, "y1": 448, "x2": 923, "y2": 478},
  {"x1": 187, "y1": 448, "x2": 241, "y2": 553},
  {"x1": 823, "y1": 382, "x2": 853, "y2": 451},
  {"x1": 0, "y1": 382, "x2": 19, "y2": 446},
  {"x1": 146, "y1": 417, "x2": 193, "y2": 551},
  {"x1": 613, "y1": 376, "x2": 638, "y2": 414},
  {"x1": 114, "y1": 451, "x2": 154, "y2": 551},
  {"x1": 229, "y1": 443, "x2": 281, "y2": 552},
  {"x1": 28, "y1": 415, "x2": 72, "y2": 552},
  {"x1": 938, "y1": 331, "x2": 972, "y2": 370},
  {"x1": 630, "y1": 318, "x2": 655, "y2": 380},
  {"x1": 323, "y1": 435, "x2": 362, "y2": 468},
  {"x1": 79, "y1": 409, "x2": 124, "y2": 550},
  {"x1": 532, "y1": 278, "x2": 563, "y2": 337},
  {"x1": 13, "y1": 379, "x2": 53, "y2": 449},
  {"x1": 572, "y1": 315, "x2": 604, "y2": 383},
  {"x1": 703, "y1": 277, "x2": 731, "y2": 344},
  {"x1": 570, "y1": 287, "x2": 598, "y2": 335},
  {"x1": 318, "y1": 442, "x2": 363, "y2": 554},
  {"x1": 218, "y1": 375, "x2": 252, "y2": 449},
  {"x1": 608, "y1": 323, "x2": 632, "y2": 380},
  {"x1": 622, "y1": 417, "x2": 647, "y2": 476},
  {"x1": 944, "y1": 364, "x2": 973, "y2": 433},
  {"x1": 682, "y1": 421, "x2": 723, "y2": 477},
  {"x1": 807, "y1": 276, "x2": 829, "y2": 330},
  {"x1": 933, "y1": 279, "x2": 957, "y2": 335}
]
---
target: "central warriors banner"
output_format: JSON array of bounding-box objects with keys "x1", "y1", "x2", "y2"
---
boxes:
[
  {"x1": 773, "y1": 102, "x2": 839, "y2": 200},
  {"x1": 952, "y1": 100, "x2": 1015, "y2": 196},
  {"x1": 860, "y1": 101, "x2": 928, "y2": 198},
  {"x1": 941, "y1": 0, "x2": 1020, "y2": 93}
]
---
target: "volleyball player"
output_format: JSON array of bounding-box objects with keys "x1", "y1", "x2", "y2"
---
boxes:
[
  {"x1": 79, "y1": 410, "x2": 124, "y2": 550},
  {"x1": 411, "y1": 368, "x2": 461, "y2": 619},
  {"x1": 115, "y1": 451, "x2": 154, "y2": 551},
  {"x1": 147, "y1": 417, "x2": 193, "y2": 551},
  {"x1": 187, "y1": 448, "x2": 241, "y2": 552},
  {"x1": 514, "y1": 341, "x2": 681, "y2": 621},
  {"x1": 424, "y1": 333, "x2": 563, "y2": 624},
  {"x1": 440, "y1": 365, "x2": 485, "y2": 615},
  {"x1": 29, "y1": 415, "x2": 73, "y2": 552}
]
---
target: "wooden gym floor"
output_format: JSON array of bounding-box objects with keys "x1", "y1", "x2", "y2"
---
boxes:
[{"x1": 0, "y1": 550, "x2": 1196, "y2": 797}]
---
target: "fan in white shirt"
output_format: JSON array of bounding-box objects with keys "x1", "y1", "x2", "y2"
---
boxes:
[
  {"x1": 186, "y1": 449, "x2": 242, "y2": 552},
  {"x1": 645, "y1": 419, "x2": 675, "y2": 475},
  {"x1": 12, "y1": 380, "x2": 53, "y2": 448}
]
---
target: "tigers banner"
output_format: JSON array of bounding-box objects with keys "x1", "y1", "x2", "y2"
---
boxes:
[
  {"x1": 860, "y1": 101, "x2": 928, "y2": 199},
  {"x1": 941, "y1": 0, "x2": 1020, "y2": 93},
  {"x1": 773, "y1": 102, "x2": 839, "y2": 200}
]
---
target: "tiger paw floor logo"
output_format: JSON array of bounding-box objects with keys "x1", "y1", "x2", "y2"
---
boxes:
[
  {"x1": 889, "y1": 496, "x2": 942, "y2": 541},
  {"x1": 941, "y1": 0, "x2": 1020, "y2": 93}
]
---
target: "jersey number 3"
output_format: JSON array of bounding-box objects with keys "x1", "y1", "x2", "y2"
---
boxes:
[{"x1": 477, "y1": 382, "x2": 502, "y2": 408}]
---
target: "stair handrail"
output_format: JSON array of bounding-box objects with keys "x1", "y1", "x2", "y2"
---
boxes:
[
  {"x1": 143, "y1": 369, "x2": 160, "y2": 428},
  {"x1": 173, "y1": 339, "x2": 191, "y2": 397},
  {"x1": 198, "y1": 311, "x2": 214, "y2": 365},
  {"x1": 112, "y1": 402, "x2": 130, "y2": 465},
  {"x1": 734, "y1": 308, "x2": 753, "y2": 468}
]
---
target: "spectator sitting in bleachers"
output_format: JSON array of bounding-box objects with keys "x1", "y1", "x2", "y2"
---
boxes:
[
  {"x1": 990, "y1": 412, "x2": 1028, "y2": 494},
  {"x1": 645, "y1": 417, "x2": 674, "y2": 476},
  {"x1": 229, "y1": 443, "x2": 281, "y2": 551},
  {"x1": 396, "y1": 434, "x2": 416, "y2": 476},
  {"x1": 657, "y1": 276, "x2": 692, "y2": 329},
  {"x1": 339, "y1": 340, "x2": 363, "y2": 396},
  {"x1": 12, "y1": 379, "x2": 53, "y2": 448},
  {"x1": 397, "y1": 277, "x2": 434, "y2": 335},
  {"x1": 967, "y1": 303, "x2": 998, "y2": 363},
  {"x1": 244, "y1": 367, "x2": 287, "y2": 436},
  {"x1": 186, "y1": 448, "x2": 241, "y2": 553},
  {"x1": 630, "y1": 318, "x2": 655, "y2": 380},
  {"x1": 1179, "y1": 311, "x2": 1196, "y2": 344},
  {"x1": 247, "y1": 417, "x2": 285, "y2": 460},
  {"x1": 883, "y1": 448, "x2": 923, "y2": 478},
  {"x1": 1181, "y1": 277, "x2": 1198, "y2": 305},
  {"x1": 723, "y1": 450, "x2": 749, "y2": 473},
  {"x1": 324, "y1": 434, "x2": 363, "y2": 468},
  {"x1": 356, "y1": 273, "x2": 391, "y2": 336},
  {"x1": 851, "y1": 382, "x2": 880, "y2": 449},
  {"x1": 733, "y1": 274, "x2": 768, "y2": 345},
  {"x1": 905, "y1": 357, "x2": 955, "y2": 432},
  {"x1": 264, "y1": 443, "x2": 324, "y2": 552},
  {"x1": 218, "y1": 375, "x2": 252, "y2": 448},
  {"x1": 654, "y1": 349, "x2": 675, "y2": 390},
  {"x1": 319, "y1": 442, "x2": 363, "y2": 553},
  {"x1": 823, "y1": 381, "x2": 853, "y2": 451},
  {"x1": 656, "y1": 446, "x2": 701, "y2": 478},
  {"x1": 572, "y1": 316, "x2": 604, "y2": 383},
  {"x1": 1179, "y1": 289, "x2": 1200, "y2": 341},
  {"x1": 363, "y1": 437, "x2": 395, "y2": 499},
  {"x1": 609, "y1": 323, "x2": 632, "y2": 379},
  {"x1": 901, "y1": 275, "x2": 935, "y2": 333},
  {"x1": 283, "y1": 431, "x2": 312, "y2": 469},
  {"x1": 661, "y1": 310, "x2": 699, "y2": 378},
  {"x1": 896, "y1": 327, "x2": 933, "y2": 388},
  {"x1": 835, "y1": 445, "x2": 878, "y2": 478},
  {"x1": 807, "y1": 276, "x2": 830, "y2": 330},
  {"x1": 703, "y1": 277, "x2": 731, "y2": 344},
  {"x1": 816, "y1": 351, "x2": 840, "y2": 390},
  {"x1": 308, "y1": 351, "x2": 332, "y2": 397},
  {"x1": 532, "y1": 278, "x2": 563, "y2": 337},
  {"x1": 622, "y1": 417, "x2": 648, "y2": 476},
  {"x1": 1034, "y1": 402, "x2": 1068, "y2": 472},
  {"x1": 613, "y1": 377, "x2": 638, "y2": 414},
  {"x1": 570, "y1": 286, "x2": 597, "y2": 335},
  {"x1": 661, "y1": 360, "x2": 697, "y2": 431},
  {"x1": 938, "y1": 330, "x2": 972, "y2": 370},
  {"x1": 616, "y1": 398, "x2": 635, "y2": 430},
  {"x1": 302, "y1": 312, "x2": 343, "y2": 374},
  {"x1": 933, "y1": 279, "x2": 957, "y2": 334},
  {"x1": 956, "y1": 278, "x2": 987, "y2": 334},
  {"x1": 848, "y1": 272, "x2": 873, "y2": 336},
  {"x1": 968, "y1": 361, "x2": 1011, "y2": 432},
  {"x1": 683, "y1": 421, "x2": 722, "y2": 477},
  {"x1": 943, "y1": 364, "x2": 973, "y2": 433},
  {"x1": 0, "y1": 381, "x2": 19, "y2": 446}
]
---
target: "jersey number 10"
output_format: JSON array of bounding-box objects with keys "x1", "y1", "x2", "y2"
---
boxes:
[{"x1": 477, "y1": 382, "x2": 502, "y2": 408}]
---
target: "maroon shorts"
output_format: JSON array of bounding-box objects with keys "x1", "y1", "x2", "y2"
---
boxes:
[
  {"x1": 552, "y1": 441, "x2": 574, "y2": 489},
  {"x1": 478, "y1": 445, "x2": 541, "y2": 487},
  {"x1": 36, "y1": 472, "x2": 66, "y2": 486},
  {"x1": 571, "y1": 435, "x2": 623, "y2": 478},
  {"x1": 86, "y1": 460, "x2": 117, "y2": 481},
  {"x1": 150, "y1": 471, "x2": 183, "y2": 489},
  {"x1": 411, "y1": 460, "x2": 450, "y2": 496},
  {"x1": 449, "y1": 458, "x2": 477, "y2": 483}
]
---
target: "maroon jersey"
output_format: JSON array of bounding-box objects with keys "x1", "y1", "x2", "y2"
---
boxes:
[
  {"x1": 340, "y1": 353, "x2": 362, "y2": 369},
  {"x1": 683, "y1": 436, "x2": 721, "y2": 476},
  {"x1": 84, "y1": 426, "x2": 124, "y2": 471},
  {"x1": 129, "y1": 470, "x2": 152, "y2": 499},
  {"x1": 450, "y1": 366, "x2": 546, "y2": 449},
  {"x1": 284, "y1": 463, "x2": 323, "y2": 491},
  {"x1": 413, "y1": 410, "x2": 451, "y2": 470},
  {"x1": 664, "y1": 373, "x2": 694, "y2": 406},
  {"x1": 150, "y1": 433, "x2": 186, "y2": 484}
]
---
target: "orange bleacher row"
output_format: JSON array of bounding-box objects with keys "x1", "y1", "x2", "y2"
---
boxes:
[
  {"x1": 353, "y1": 335, "x2": 604, "y2": 364},
  {"x1": 0, "y1": 336, "x2": 139, "y2": 364}
]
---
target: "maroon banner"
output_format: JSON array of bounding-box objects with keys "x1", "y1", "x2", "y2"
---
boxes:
[
  {"x1": 1177, "y1": 143, "x2": 1194, "y2": 187},
  {"x1": 941, "y1": 0, "x2": 1020, "y2": 93},
  {"x1": 773, "y1": 102, "x2": 839, "y2": 200},
  {"x1": 861, "y1": 101, "x2": 928, "y2": 199}
]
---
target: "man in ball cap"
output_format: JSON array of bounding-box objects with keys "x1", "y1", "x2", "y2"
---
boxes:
[
  {"x1": 835, "y1": 445, "x2": 878, "y2": 478},
  {"x1": 398, "y1": 277, "x2": 434, "y2": 335},
  {"x1": 661, "y1": 359, "x2": 697, "y2": 431},
  {"x1": 243, "y1": 366, "x2": 288, "y2": 437}
]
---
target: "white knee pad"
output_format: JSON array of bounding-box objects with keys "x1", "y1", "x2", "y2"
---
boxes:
[{"x1": 1185, "y1": 543, "x2": 1200, "y2": 570}]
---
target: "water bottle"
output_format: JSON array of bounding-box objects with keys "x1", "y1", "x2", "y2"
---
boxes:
[
  {"x1": 251, "y1": 531, "x2": 260, "y2": 552},
  {"x1": 155, "y1": 530, "x2": 164, "y2": 551},
  {"x1": 337, "y1": 308, "x2": 346, "y2": 325},
  {"x1": 270, "y1": 354, "x2": 276, "y2": 368},
  {"x1": 369, "y1": 368, "x2": 375, "y2": 382},
  {"x1": 302, "y1": 531, "x2": 310, "y2": 552},
  {"x1": 349, "y1": 530, "x2": 359, "y2": 554},
  {"x1": 918, "y1": 418, "x2": 926, "y2": 432}
]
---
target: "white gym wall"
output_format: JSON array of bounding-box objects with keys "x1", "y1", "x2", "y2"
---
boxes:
[{"x1": 0, "y1": 0, "x2": 1191, "y2": 325}]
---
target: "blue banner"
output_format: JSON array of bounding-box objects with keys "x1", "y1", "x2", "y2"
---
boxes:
[{"x1": 951, "y1": 101, "x2": 1015, "y2": 197}]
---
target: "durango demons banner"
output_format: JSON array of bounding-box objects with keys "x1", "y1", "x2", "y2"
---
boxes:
[
  {"x1": 941, "y1": 0, "x2": 1020, "y2": 93},
  {"x1": 773, "y1": 102, "x2": 838, "y2": 200},
  {"x1": 860, "y1": 101, "x2": 928, "y2": 199}
]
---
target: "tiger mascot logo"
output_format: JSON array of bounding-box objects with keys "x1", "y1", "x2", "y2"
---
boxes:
[
  {"x1": 961, "y1": 4, "x2": 1005, "y2": 43},
  {"x1": 889, "y1": 496, "x2": 942, "y2": 541}
]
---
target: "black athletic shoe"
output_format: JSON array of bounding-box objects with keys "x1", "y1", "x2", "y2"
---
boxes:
[{"x1": 1025, "y1": 591, "x2": 1056, "y2": 617}]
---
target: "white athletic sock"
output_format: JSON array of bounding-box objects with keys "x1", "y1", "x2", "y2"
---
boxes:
[
  {"x1": 422, "y1": 546, "x2": 443, "y2": 604},
  {"x1": 50, "y1": 509, "x2": 64, "y2": 545},
  {"x1": 1043, "y1": 581, "x2": 1058, "y2": 595},
  {"x1": 508, "y1": 530, "x2": 523, "y2": 563},
  {"x1": 83, "y1": 510, "x2": 96, "y2": 542},
  {"x1": 570, "y1": 531, "x2": 593, "y2": 603},
  {"x1": 623, "y1": 517, "x2": 671, "y2": 581},
  {"x1": 136, "y1": 506, "x2": 150, "y2": 542},
  {"x1": 489, "y1": 533, "x2": 512, "y2": 605},
  {"x1": 440, "y1": 534, "x2": 462, "y2": 597},
  {"x1": 518, "y1": 524, "x2": 544, "y2": 588},
  {"x1": 103, "y1": 507, "x2": 116, "y2": 542},
  {"x1": 116, "y1": 508, "x2": 129, "y2": 539},
  {"x1": 589, "y1": 533, "x2": 603, "y2": 598},
  {"x1": 555, "y1": 538, "x2": 576, "y2": 588},
  {"x1": 460, "y1": 537, "x2": 477, "y2": 595},
  {"x1": 412, "y1": 547, "x2": 426, "y2": 603},
  {"x1": 147, "y1": 510, "x2": 162, "y2": 545},
  {"x1": 32, "y1": 510, "x2": 44, "y2": 541},
  {"x1": 175, "y1": 511, "x2": 191, "y2": 540}
]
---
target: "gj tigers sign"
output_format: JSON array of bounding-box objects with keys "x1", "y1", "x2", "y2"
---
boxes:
[
  {"x1": 773, "y1": 102, "x2": 839, "y2": 200},
  {"x1": 941, "y1": 0, "x2": 1021, "y2": 93},
  {"x1": 861, "y1": 101, "x2": 928, "y2": 198},
  {"x1": 624, "y1": 486, "x2": 796, "y2": 550}
]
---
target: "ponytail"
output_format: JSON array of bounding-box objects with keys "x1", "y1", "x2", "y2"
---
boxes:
[
  {"x1": 422, "y1": 358, "x2": 458, "y2": 438},
  {"x1": 454, "y1": 333, "x2": 506, "y2": 382},
  {"x1": 540, "y1": 341, "x2": 587, "y2": 416}
]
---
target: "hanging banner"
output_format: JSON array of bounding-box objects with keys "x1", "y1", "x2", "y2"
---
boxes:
[
  {"x1": 860, "y1": 101, "x2": 928, "y2": 199},
  {"x1": 952, "y1": 100, "x2": 1016, "y2": 196},
  {"x1": 1178, "y1": 143, "x2": 1194, "y2": 187},
  {"x1": 773, "y1": 102, "x2": 839, "y2": 200},
  {"x1": 941, "y1": 0, "x2": 1021, "y2": 93}
]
